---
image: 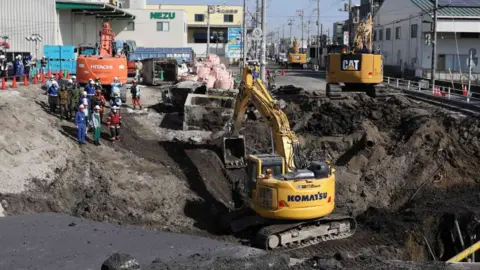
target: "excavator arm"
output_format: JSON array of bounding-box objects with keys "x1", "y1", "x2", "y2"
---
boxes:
[{"x1": 223, "y1": 67, "x2": 304, "y2": 171}]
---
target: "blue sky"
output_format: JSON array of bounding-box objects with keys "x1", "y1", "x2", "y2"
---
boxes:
[{"x1": 147, "y1": 0, "x2": 357, "y2": 40}]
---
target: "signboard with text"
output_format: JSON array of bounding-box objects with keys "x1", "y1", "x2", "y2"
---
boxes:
[{"x1": 227, "y1": 27, "x2": 243, "y2": 59}]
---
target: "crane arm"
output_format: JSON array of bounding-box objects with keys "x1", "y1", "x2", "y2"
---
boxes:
[{"x1": 228, "y1": 68, "x2": 304, "y2": 171}]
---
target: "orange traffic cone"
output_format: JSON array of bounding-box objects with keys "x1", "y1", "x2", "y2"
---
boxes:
[
  {"x1": 34, "y1": 74, "x2": 38, "y2": 84},
  {"x1": 11, "y1": 76, "x2": 17, "y2": 88},
  {"x1": 47, "y1": 69, "x2": 52, "y2": 78},
  {"x1": 65, "y1": 69, "x2": 70, "y2": 79},
  {"x1": 1, "y1": 78, "x2": 6, "y2": 90},
  {"x1": 56, "y1": 71, "x2": 60, "y2": 80},
  {"x1": 23, "y1": 75, "x2": 28, "y2": 86},
  {"x1": 41, "y1": 73, "x2": 46, "y2": 84}
]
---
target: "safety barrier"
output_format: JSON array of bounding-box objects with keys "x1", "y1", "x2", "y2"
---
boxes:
[{"x1": 382, "y1": 76, "x2": 480, "y2": 114}]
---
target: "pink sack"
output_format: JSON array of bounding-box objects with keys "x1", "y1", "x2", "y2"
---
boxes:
[
  {"x1": 206, "y1": 75, "x2": 216, "y2": 88},
  {"x1": 215, "y1": 76, "x2": 232, "y2": 89},
  {"x1": 196, "y1": 66, "x2": 211, "y2": 79}
]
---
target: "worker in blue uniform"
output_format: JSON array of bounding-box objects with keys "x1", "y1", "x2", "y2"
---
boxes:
[{"x1": 75, "y1": 104, "x2": 87, "y2": 145}]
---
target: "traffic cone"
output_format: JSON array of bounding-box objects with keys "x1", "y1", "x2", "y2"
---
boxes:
[
  {"x1": 1, "y1": 78, "x2": 6, "y2": 90},
  {"x1": 463, "y1": 85, "x2": 468, "y2": 96},
  {"x1": 23, "y1": 75, "x2": 28, "y2": 86},
  {"x1": 56, "y1": 70, "x2": 60, "y2": 80},
  {"x1": 33, "y1": 74, "x2": 38, "y2": 84},
  {"x1": 41, "y1": 73, "x2": 46, "y2": 84},
  {"x1": 11, "y1": 76, "x2": 17, "y2": 88},
  {"x1": 65, "y1": 69, "x2": 70, "y2": 79},
  {"x1": 281, "y1": 69, "x2": 285, "y2": 76},
  {"x1": 47, "y1": 69, "x2": 52, "y2": 78}
]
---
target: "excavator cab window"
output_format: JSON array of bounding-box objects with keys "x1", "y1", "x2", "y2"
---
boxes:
[{"x1": 246, "y1": 159, "x2": 258, "y2": 198}]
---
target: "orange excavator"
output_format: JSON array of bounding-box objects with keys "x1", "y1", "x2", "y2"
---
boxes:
[{"x1": 76, "y1": 22, "x2": 128, "y2": 86}]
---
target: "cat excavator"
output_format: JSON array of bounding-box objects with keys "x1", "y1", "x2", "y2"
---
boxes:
[
  {"x1": 326, "y1": 15, "x2": 383, "y2": 99},
  {"x1": 221, "y1": 65, "x2": 356, "y2": 250}
]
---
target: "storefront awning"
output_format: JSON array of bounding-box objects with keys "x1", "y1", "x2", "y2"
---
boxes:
[{"x1": 56, "y1": 0, "x2": 135, "y2": 20}]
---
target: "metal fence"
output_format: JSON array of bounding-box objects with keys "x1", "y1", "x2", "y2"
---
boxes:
[
  {"x1": 421, "y1": 69, "x2": 480, "y2": 86},
  {"x1": 383, "y1": 76, "x2": 480, "y2": 105}
]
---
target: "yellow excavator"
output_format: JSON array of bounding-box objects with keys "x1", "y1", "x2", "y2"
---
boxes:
[
  {"x1": 221, "y1": 65, "x2": 356, "y2": 250},
  {"x1": 286, "y1": 38, "x2": 307, "y2": 69},
  {"x1": 326, "y1": 15, "x2": 383, "y2": 99}
]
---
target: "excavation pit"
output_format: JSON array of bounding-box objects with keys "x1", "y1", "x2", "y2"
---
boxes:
[{"x1": 183, "y1": 93, "x2": 235, "y2": 132}]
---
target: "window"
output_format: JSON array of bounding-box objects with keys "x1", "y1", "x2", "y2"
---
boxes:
[
  {"x1": 411, "y1": 24, "x2": 418, "y2": 38},
  {"x1": 373, "y1": 30, "x2": 377, "y2": 41},
  {"x1": 460, "y1": 32, "x2": 480, "y2": 38},
  {"x1": 224, "y1": 14, "x2": 234, "y2": 23},
  {"x1": 379, "y1": 29, "x2": 383, "y2": 41},
  {"x1": 156, "y1": 22, "x2": 170, "y2": 32},
  {"x1": 395, "y1": 27, "x2": 401, "y2": 39},
  {"x1": 194, "y1": 14, "x2": 204, "y2": 22},
  {"x1": 386, "y1": 28, "x2": 391, "y2": 40},
  {"x1": 125, "y1": 21, "x2": 135, "y2": 31}
]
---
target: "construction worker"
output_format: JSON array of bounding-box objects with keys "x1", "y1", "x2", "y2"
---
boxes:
[
  {"x1": 58, "y1": 84, "x2": 71, "y2": 120},
  {"x1": 0, "y1": 54, "x2": 6, "y2": 78},
  {"x1": 110, "y1": 92, "x2": 122, "y2": 108},
  {"x1": 40, "y1": 56, "x2": 47, "y2": 74},
  {"x1": 75, "y1": 104, "x2": 87, "y2": 145},
  {"x1": 107, "y1": 106, "x2": 121, "y2": 141},
  {"x1": 93, "y1": 89, "x2": 107, "y2": 123},
  {"x1": 69, "y1": 79, "x2": 82, "y2": 118},
  {"x1": 71, "y1": 75, "x2": 78, "y2": 89},
  {"x1": 111, "y1": 76, "x2": 122, "y2": 98},
  {"x1": 92, "y1": 105, "x2": 102, "y2": 146},
  {"x1": 47, "y1": 80, "x2": 59, "y2": 113},
  {"x1": 130, "y1": 79, "x2": 142, "y2": 110},
  {"x1": 84, "y1": 79, "x2": 96, "y2": 112},
  {"x1": 82, "y1": 99, "x2": 90, "y2": 135},
  {"x1": 45, "y1": 75, "x2": 55, "y2": 90},
  {"x1": 23, "y1": 54, "x2": 32, "y2": 79},
  {"x1": 135, "y1": 59, "x2": 142, "y2": 81}
]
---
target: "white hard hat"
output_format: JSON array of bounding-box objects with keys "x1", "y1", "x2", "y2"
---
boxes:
[
  {"x1": 90, "y1": 80, "x2": 94, "y2": 84},
  {"x1": 52, "y1": 80, "x2": 58, "y2": 85},
  {"x1": 79, "y1": 104, "x2": 85, "y2": 109},
  {"x1": 0, "y1": 55, "x2": 4, "y2": 59},
  {"x1": 94, "y1": 105, "x2": 100, "y2": 110},
  {"x1": 71, "y1": 75, "x2": 76, "y2": 79},
  {"x1": 83, "y1": 100, "x2": 88, "y2": 105},
  {"x1": 67, "y1": 79, "x2": 73, "y2": 84},
  {"x1": 114, "y1": 77, "x2": 118, "y2": 81},
  {"x1": 83, "y1": 91, "x2": 87, "y2": 96},
  {"x1": 112, "y1": 106, "x2": 118, "y2": 110}
]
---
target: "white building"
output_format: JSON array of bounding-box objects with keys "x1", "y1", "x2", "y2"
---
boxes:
[
  {"x1": 374, "y1": 0, "x2": 480, "y2": 78},
  {"x1": 57, "y1": 1, "x2": 187, "y2": 48}
]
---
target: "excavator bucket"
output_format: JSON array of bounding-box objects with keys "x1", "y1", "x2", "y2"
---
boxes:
[{"x1": 222, "y1": 135, "x2": 246, "y2": 169}]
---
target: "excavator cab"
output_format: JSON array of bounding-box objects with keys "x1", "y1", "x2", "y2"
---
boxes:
[{"x1": 245, "y1": 154, "x2": 284, "y2": 198}]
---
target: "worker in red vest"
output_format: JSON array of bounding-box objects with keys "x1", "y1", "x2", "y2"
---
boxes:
[{"x1": 106, "y1": 106, "x2": 121, "y2": 141}]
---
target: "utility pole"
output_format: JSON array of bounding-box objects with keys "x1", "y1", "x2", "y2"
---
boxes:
[
  {"x1": 242, "y1": 0, "x2": 247, "y2": 69},
  {"x1": 316, "y1": 0, "x2": 320, "y2": 69},
  {"x1": 431, "y1": 0, "x2": 438, "y2": 90},
  {"x1": 348, "y1": 0, "x2": 352, "y2": 47},
  {"x1": 207, "y1": 5, "x2": 214, "y2": 55},
  {"x1": 370, "y1": 0, "x2": 375, "y2": 52},
  {"x1": 255, "y1": 0, "x2": 260, "y2": 59},
  {"x1": 260, "y1": 0, "x2": 267, "y2": 81},
  {"x1": 307, "y1": 21, "x2": 311, "y2": 46},
  {"x1": 288, "y1": 18, "x2": 294, "y2": 41},
  {"x1": 297, "y1": 10, "x2": 304, "y2": 52}
]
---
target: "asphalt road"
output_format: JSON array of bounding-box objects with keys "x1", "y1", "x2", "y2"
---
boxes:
[{"x1": 0, "y1": 213, "x2": 267, "y2": 269}]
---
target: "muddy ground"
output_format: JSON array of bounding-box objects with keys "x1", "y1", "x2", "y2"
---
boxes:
[{"x1": 1, "y1": 82, "x2": 480, "y2": 268}]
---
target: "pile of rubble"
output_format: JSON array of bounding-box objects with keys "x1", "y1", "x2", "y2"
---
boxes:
[{"x1": 178, "y1": 54, "x2": 235, "y2": 90}]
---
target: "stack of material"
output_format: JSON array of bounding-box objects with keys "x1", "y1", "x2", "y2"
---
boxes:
[{"x1": 190, "y1": 54, "x2": 234, "y2": 90}]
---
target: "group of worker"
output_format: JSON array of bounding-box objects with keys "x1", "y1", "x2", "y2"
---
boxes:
[{"x1": 46, "y1": 76, "x2": 142, "y2": 146}]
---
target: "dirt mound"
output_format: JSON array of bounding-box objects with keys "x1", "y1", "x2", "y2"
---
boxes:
[
  {"x1": 240, "y1": 93, "x2": 480, "y2": 260},
  {"x1": 0, "y1": 90, "x2": 81, "y2": 194}
]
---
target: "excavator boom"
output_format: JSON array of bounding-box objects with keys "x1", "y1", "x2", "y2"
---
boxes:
[{"x1": 223, "y1": 67, "x2": 301, "y2": 171}]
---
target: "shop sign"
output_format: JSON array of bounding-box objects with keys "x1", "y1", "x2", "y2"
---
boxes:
[
  {"x1": 217, "y1": 9, "x2": 238, "y2": 14},
  {"x1": 150, "y1": 12, "x2": 176, "y2": 20}
]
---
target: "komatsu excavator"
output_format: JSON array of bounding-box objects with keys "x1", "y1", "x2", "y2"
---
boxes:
[
  {"x1": 326, "y1": 15, "x2": 383, "y2": 99},
  {"x1": 221, "y1": 65, "x2": 356, "y2": 250}
]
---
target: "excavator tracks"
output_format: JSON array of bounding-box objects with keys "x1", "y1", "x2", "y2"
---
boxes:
[{"x1": 255, "y1": 214, "x2": 357, "y2": 251}]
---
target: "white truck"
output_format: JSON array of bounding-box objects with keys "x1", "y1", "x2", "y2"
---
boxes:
[{"x1": 277, "y1": 53, "x2": 287, "y2": 65}]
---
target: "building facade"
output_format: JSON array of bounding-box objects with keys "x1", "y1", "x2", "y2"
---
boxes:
[
  {"x1": 332, "y1": 21, "x2": 346, "y2": 45},
  {"x1": 146, "y1": 4, "x2": 243, "y2": 56},
  {"x1": 374, "y1": 0, "x2": 480, "y2": 78},
  {"x1": 360, "y1": 0, "x2": 385, "y2": 20},
  {"x1": 0, "y1": 0, "x2": 57, "y2": 59}
]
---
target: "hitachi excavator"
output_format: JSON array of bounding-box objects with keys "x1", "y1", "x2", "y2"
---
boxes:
[
  {"x1": 326, "y1": 15, "x2": 383, "y2": 99},
  {"x1": 221, "y1": 65, "x2": 356, "y2": 250}
]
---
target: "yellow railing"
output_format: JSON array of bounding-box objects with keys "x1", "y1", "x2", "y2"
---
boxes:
[{"x1": 447, "y1": 239, "x2": 480, "y2": 262}]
